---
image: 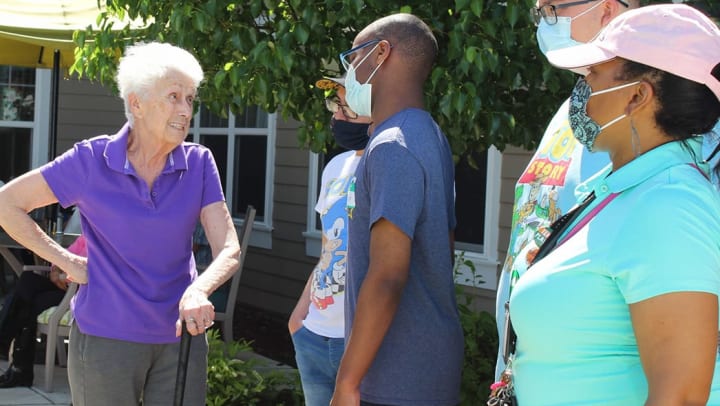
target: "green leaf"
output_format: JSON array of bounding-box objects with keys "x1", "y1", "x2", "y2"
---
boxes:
[
  {"x1": 464, "y1": 46, "x2": 478, "y2": 63},
  {"x1": 192, "y1": 12, "x2": 206, "y2": 32},
  {"x1": 294, "y1": 23, "x2": 309, "y2": 44},
  {"x1": 213, "y1": 71, "x2": 226, "y2": 89},
  {"x1": 455, "y1": 0, "x2": 471, "y2": 12},
  {"x1": 470, "y1": 0, "x2": 484, "y2": 17}
]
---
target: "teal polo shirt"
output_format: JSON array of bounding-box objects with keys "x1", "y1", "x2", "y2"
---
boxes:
[{"x1": 510, "y1": 136, "x2": 720, "y2": 405}]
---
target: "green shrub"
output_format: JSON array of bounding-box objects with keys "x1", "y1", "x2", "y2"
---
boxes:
[
  {"x1": 205, "y1": 329, "x2": 304, "y2": 406},
  {"x1": 454, "y1": 253, "x2": 499, "y2": 405}
]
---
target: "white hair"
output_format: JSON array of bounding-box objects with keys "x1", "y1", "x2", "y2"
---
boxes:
[{"x1": 116, "y1": 42, "x2": 204, "y2": 126}]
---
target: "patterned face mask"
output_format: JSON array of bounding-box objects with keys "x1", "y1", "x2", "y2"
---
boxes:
[{"x1": 569, "y1": 78, "x2": 639, "y2": 151}]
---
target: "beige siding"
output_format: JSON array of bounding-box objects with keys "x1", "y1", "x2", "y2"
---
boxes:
[
  {"x1": 237, "y1": 116, "x2": 315, "y2": 316},
  {"x1": 56, "y1": 75, "x2": 125, "y2": 156}
]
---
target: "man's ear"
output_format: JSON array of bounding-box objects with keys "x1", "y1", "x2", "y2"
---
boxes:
[
  {"x1": 375, "y1": 39, "x2": 392, "y2": 65},
  {"x1": 600, "y1": 0, "x2": 621, "y2": 27}
]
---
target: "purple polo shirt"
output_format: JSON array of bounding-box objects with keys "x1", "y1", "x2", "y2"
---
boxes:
[{"x1": 41, "y1": 123, "x2": 225, "y2": 343}]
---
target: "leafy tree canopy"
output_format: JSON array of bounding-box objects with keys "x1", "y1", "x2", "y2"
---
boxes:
[{"x1": 72, "y1": 0, "x2": 719, "y2": 162}]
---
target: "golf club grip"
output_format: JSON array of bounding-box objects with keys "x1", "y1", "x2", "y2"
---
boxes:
[{"x1": 173, "y1": 321, "x2": 192, "y2": 406}]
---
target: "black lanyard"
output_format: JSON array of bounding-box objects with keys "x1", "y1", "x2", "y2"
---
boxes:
[{"x1": 502, "y1": 192, "x2": 597, "y2": 365}]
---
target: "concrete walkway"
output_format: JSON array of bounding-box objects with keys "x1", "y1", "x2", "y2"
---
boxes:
[
  {"x1": 0, "y1": 361, "x2": 71, "y2": 405},
  {"x1": 0, "y1": 351, "x2": 296, "y2": 405}
]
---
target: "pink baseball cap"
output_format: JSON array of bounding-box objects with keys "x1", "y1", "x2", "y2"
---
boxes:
[{"x1": 546, "y1": 4, "x2": 720, "y2": 101}]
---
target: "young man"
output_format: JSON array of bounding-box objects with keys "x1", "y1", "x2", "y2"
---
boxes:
[
  {"x1": 495, "y1": 0, "x2": 640, "y2": 378},
  {"x1": 289, "y1": 78, "x2": 371, "y2": 406},
  {"x1": 332, "y1": 13, "x2": 462, "y2": 406}
]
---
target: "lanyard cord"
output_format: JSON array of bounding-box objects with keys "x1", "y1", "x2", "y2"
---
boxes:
[
  {"x1": 504, "y1": 191, "x2": 618, "y2": 365},
  {"x1": 509, "y1": 191, "x2": 597, "y2": 295},
  {"x1": 504, "y1": 162, "x2": 708, "y2": 366}
]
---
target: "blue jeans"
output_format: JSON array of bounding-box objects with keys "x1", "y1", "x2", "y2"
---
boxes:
[{"x1": 291, "y1": 325, "x2": 345, "y2": 406}]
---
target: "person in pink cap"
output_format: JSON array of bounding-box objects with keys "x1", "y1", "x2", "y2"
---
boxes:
[{"x1": 504, "y1": 4, "x2": 720, "y2": 405}]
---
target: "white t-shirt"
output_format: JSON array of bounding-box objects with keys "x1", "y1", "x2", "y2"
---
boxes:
[{"x1": 303, "y1": 150, "x2": 361, "y2": 338}]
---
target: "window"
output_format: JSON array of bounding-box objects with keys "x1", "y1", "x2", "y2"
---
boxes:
[
  {"x1": 187, "y1": 105, "x2": 276, "y2": 249},
  {"x1": 305, "y1": 145, "x2": 502, "y2": 290},
  {"x1": 0, "y1": 66, "x2": 51, "y2": 183},
  {"x1": 304, "y1": 146, "x2": 347, "y2": 256},
  {"x1": 453, "y1": 147, "x2": 501, "y2": 289}
]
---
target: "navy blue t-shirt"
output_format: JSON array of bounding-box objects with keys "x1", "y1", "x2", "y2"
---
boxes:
[{"x1": 346, "y1": 108, "x2": 463, "y2": 405}]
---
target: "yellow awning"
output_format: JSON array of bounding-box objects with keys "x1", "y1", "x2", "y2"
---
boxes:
[{"x1": 0, "y1": 0, "x2": 143, "y2": 69}]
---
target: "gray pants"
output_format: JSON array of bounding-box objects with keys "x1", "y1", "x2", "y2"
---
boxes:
[{"x1": 67, "y1": 323, "x2": 208, "y2": 406}]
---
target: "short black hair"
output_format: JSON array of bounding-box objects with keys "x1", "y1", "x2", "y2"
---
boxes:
[
  {"x1": 617, "y1": 60, "x2": 719, "y2": 140},
  {"x1": 371, "y1": 13, "x2": 438, "y2": 82}
]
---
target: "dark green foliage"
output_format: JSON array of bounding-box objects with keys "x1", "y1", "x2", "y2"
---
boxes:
[
  {"x1": 205, "y1": 329, "x2": 304, "y2": 405},
  {"x1": 454, "y1": 253, "x2": 499, "y2": 404},
  {"x1": 72, "y1": 0, "x2": 574, "y2": 160},
  {"x1": 457, "y1": 299, "x2": 498, "y2": 404}
]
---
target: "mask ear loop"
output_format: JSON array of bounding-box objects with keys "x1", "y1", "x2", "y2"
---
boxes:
[{"x1": 630, "y1": 117, "x2": 641, "y2": 157}]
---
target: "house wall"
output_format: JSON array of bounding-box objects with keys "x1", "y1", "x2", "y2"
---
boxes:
[
  {"x1": 54, "y1": 76, "x2": 538, "y2": 322},
  {"x1": 56, "y1": 75, "x2": 125, "y2": 156},
  {"x1": 236, "y1": 116, "x2": 316, "y2": 316}
]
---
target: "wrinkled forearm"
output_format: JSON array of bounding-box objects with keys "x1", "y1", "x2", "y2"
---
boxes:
[
  {"x1": 0, "y1": 190, "x2": 85, "y2": 281},
  {"x1": 190, "y1": 243, "x2": 240, "y2": 297}
]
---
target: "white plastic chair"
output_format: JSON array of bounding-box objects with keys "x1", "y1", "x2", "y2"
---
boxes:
[{"x1": 23, "y1": 265, "x2": 76, "y2": 392}]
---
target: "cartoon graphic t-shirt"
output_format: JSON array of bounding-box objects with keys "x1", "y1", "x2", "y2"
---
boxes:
[
  {"x1": 304, "y1": 150, "x2": 361, "y2": 338},
  {"x1": 495, "y1": 99, "x2": 609, "y2": 377}
]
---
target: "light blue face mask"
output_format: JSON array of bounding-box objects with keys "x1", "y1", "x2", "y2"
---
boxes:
[
  {"x1": 535, "y1": 0, "x2": 606, "y2": 56},
  {"x1": 344, "y1": 42, "x2": 384, "y2": 117},
  {"x1": 536, "y1": 18, "x2": 580, "y2": 55}
]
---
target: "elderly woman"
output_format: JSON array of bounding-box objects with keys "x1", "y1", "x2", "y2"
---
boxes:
[
  {"x1": 0, "y1": 42, "x2": 240, "y2": 405},
  {"x1": 501, "y1": 4, "x2": 720, "y2": 405}
]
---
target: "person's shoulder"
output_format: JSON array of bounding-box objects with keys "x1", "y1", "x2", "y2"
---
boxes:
[
  {"x1": 64, "y1": 135, "x2": 113, "y2": 158},
  {"x1": 326, "y1": 150, "x2": 357, "y2": 165},
  {"x1": 181, "y1": 142, "x2": 215, "y2": 160},
  {"x1": 82, "y1": 134, "x2": 113, "y2": 146}
]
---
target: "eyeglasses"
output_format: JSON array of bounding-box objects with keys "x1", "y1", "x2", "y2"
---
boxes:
[
  {"x1": 325, "y1": 96, "x2": 358, "y2": 119},
  {"x1": 531, "y1": 0, "x2": 627, "y2": 26},
  {"x1": 531, "y1": 0, "x2": 598, "y2": 25},
  {"x1": 531, "y1": 0, "x2": 629, "y2": 25},
  {"x1": 339, "y1": 39, "x2": 381, "y2": 70}
]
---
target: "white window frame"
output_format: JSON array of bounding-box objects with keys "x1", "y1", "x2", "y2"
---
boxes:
[
  {"x1": 303, "y1": 151, "x2": 323, "y2": 256},
  {"x1": 304, "y1": 146, "x2": 502, "y2": 289},
  {"x1": 0, "y1": 68, "x2": 51, "y2": 170},
  {"x1": 188, "y1": 108, "x2": 276, "y2": 249},
  {"x1": 453, "y1": 147, "x2": 501, "y2": 290}
]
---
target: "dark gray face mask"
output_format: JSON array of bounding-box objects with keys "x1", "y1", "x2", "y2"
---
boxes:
[{"x1": 331, "y1": 117, "x2": 370, "y2": 151}]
